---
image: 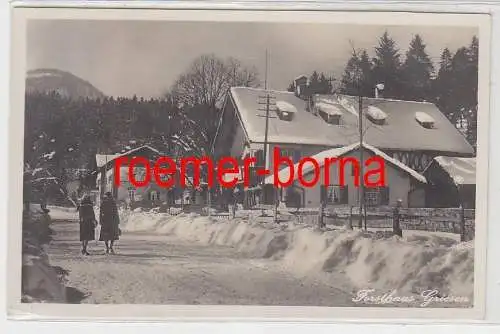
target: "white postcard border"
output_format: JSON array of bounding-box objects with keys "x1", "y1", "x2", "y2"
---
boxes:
[{"x1": 6, "y1": 7, "x2": 492, "y2": 322}]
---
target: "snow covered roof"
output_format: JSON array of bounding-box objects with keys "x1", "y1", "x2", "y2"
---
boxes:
[
  {"x1": 264, "y1": 142, "x2": 427, "y2": 186},
  {"x1": 427, "y1": 156, "x2": 476, "y2": 185},
  {"x1": 95, "y1": 145, "x2": 161, "y2": 169},
  {"x1": 95, "y1": 154, "x2": 120, "y2": 168},
  {"x1": 227, "y1": 87, "x2": 474, "y2": 155},
  {"x1": 294, "y1": 74, "x2": 308, "y2": 81}
]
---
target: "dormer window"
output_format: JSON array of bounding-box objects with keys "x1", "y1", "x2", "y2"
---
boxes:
[
  {"x1": 276, "y1": 100, "x2": 296, "y2": 121},
  {"x1": 366, "y1": 105, "x2": 388, "y2": 125},
  {"x1": 315, "y1": 101, "x2": 342, "y2": 125},
  {"x1": 415, "y1": 111, "x2": 435, "y2": 129}
]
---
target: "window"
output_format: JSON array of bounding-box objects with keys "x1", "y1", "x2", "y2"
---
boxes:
[
  {"x1": 149, "y1": 190, "x2": 159, "y2": 201},
  {"x1": 322, "y1": 185, "x2": 348, "y2": 205},
  {"x1": 255, "y1": 150, "x2": 265, "y2": 167},
  {"x1": 365, "y1": 187, "x2": 389, "y2": 206},
  {"x1": 128, "y1": 187, "x2": 135, "y2": 202},
  {"x1": 278, "y1": 148, "x2": 301, "y2": 163}
]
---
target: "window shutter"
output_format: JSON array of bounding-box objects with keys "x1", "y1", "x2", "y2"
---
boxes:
[
  {"x1": 320, "y1": 186, "x2": 326, "y2": 203},
  {"x1": 341, "y1": 185, "x2": 349, "y2": 204},
  {"x1": 381, "y1": 187, "x2": 389, "y2": 205},
  {"x1": 293, "y1": 150, "x2": 301, "y2": 163},
  {"x1": 256, "y1": 150, "x2": 264, "y2": 167}
]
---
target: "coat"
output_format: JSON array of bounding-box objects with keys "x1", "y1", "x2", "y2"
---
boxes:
[
  {"x1": 99, "y1": 197, "x2": 120, "y2": 241},
  {"x1": 78, "y1": 198, "x2": 96, "y2": 222},
  {"x1": 77, "y1": 198, "x2": 96, "y2": 241}
]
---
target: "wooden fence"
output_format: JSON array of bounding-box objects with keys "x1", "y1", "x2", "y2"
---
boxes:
[
  {"x1": 281, "y1": 205, "x2": 475, "y2": 242},
  {"x1": 152, "y1": 202, "x2": 475, "y2": 242}
]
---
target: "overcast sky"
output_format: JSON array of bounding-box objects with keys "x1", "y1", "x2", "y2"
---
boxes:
[{"x1": 27, "y1": 20, "x2": 478, "y2": 98}]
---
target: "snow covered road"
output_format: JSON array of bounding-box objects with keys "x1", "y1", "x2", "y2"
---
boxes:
[{"x1": 47, "y1": 216, "x2": 357, "y2": 306}]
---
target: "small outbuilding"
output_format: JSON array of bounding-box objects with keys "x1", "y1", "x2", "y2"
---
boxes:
[{"x1": 423, "y1": 156, "x2": 476, "y2": 209}]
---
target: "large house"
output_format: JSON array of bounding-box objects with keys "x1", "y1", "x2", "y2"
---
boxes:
[{"x1": 212, "y1": 77, "x2": 475, "y2": 207}]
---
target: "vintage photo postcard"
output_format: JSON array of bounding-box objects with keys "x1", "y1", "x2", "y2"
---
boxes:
[{"x1": 7, "y1": 7, "x2": 491, "y2": 321}]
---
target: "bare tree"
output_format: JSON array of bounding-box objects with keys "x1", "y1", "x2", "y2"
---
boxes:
[{"x1": 170, "y1": 54, "x2": 259, "y2": 108}]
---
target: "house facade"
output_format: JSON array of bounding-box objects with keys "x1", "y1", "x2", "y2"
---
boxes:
[
  {"x1": 95, "y1": 145, "x2": 170, "y2": 207},
  {"x1": 212, "y1": 77, "x2": 474, "y2": 207},
  {"x1": 265, "y1": 143, "x2": 427, "y2": 208}
]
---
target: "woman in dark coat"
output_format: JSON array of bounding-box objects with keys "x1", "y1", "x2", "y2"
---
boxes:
[
  {"x1": 77, "y1": 195, "x2": 97, "y2": 255},
  {"x1": 99, "y1": 192, "x2": 120, "y2": 254}
]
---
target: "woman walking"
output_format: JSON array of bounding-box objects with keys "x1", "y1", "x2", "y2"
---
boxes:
[
  {"x1": 77, "y1": 195, "x2": 97, "y2": 255},
  {"x1": 99, "y1": 192, "x2": 120, "y2": 254}
]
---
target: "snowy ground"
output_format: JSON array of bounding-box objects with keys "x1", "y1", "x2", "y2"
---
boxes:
[
  {"x1": 45, "y1": 208, "x2": 356, "y2": 305},
  {"x1": 43, "y1": 206, "x2": 474, "y2": 307}
]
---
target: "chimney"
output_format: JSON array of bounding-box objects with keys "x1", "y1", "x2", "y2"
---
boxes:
[
  {"x1": 294, "y1": 75, "x2": 308, "y2": 99},
  {"x1": 375, "y1": 83, "x2": 385, "y2": 99}
]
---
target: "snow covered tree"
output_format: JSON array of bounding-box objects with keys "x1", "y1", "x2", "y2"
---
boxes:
[{"x1": 401, "y1": 34, "x2": 434, "y2": 101}]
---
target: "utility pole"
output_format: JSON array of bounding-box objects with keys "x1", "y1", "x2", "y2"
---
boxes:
[
  {"x1": 358, "y1": 93, "x2": 364, "y2": 230},
  {"x1": 257, "y1": 93, "x2": 276, "y2": 212},
  {"x1": 256, "y1": 49, "x2": 277, "y2": 216}
]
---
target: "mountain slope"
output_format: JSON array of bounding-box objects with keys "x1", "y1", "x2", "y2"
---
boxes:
[{"x1": 26, "y1": 68, "x2": 105, "y2": 100}]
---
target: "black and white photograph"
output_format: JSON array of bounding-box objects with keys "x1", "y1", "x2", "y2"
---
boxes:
[{"x1": 8, "y1": 8, "x2": 491, "y2": 320}]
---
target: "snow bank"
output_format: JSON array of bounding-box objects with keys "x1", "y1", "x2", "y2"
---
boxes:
[
  {"x1": 47, "y1": 205, "x2": 78, "y2": 221},
  {"x1": 22, "y1": 207, "x2": 67, "y2": 303},
  {"x1": 122, "y1": 211, "x2": 474, "y2": 299}
]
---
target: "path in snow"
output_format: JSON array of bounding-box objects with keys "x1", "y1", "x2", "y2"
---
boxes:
[{"x1": 47, "y1": 215, "x2": 357, "y2": 306}]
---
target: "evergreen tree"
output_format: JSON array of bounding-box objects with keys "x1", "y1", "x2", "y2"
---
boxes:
[
  {"x1": 340, "y1": 49, "x2": 373, "y2": 96},
  {"x1": 465, "y1": 36, "x2": 479, "y2": 149},
  {"x1": 432, "y1": 48, "x2": 454, "y2": 119},
  {"x1": 431, "y1": 36, "x2": 478, "y2": 149},
  {"x1": 318, "y1": 72, "x2": 333, "y2": 94},
  {"x1": 372, "y1": 31, "x2": 402, "y2": 98},
  {"x1": 401, "y1": 34, "x2": 434, "y2": 101},
  {"x1": 308, "y1": 71, "x2": 321, "y2": 93},
  {"x1": 450, "y1": 47, "x2": 471, "y2": 124}
]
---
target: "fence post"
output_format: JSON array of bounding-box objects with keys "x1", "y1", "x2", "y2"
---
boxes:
[
  {"x1": 392, "y1": 199, "x2": 403, "y2": 237},
  {"x1": 348, "y1": 206, "x2": 353, "y2": 230},
  {"x1": 273, "y1": 189, "x2": 279, "y2": 224},
  {"x1": 318, "y1": 202, "x2": 325, "y2": 229},
  {"x1": 460, "y1": 204, "x2": 466, "y2": 242}
]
